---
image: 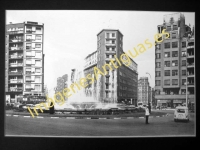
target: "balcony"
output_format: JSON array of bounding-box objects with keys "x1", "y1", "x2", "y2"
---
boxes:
[
  {"x1": 7, "y1": 30, "x2": 24, "y2": 35},
  {"x1": 9, "y1": 39, "x2": 23, "y2": 43},
  {"x1": 187, "y1": 54, "x2": 194, "y2": 58},
  {"x1": 105, "y1": 74, "x2": 110, "y2": 77},
  {"x1": 9, "y1": 47, "x2": 23, "y2": 51},
  {"x1": 9, "y1": 79, "x2": 23, "y2": 84},
  {"x1": 9, "y1": 55, "x2": 23, "y2": 59},
  {"x1": 8, "y1": 87, "x2": 23, "y2": 92},
  {"x1": 105, "y1": 89, "x2": 110, "y2": 92},
  {"x1": 187, "y1": 72, "x2": 194, "y2": 77},
  {"x1": 187, "y1": 45, "x2": 194, "y2": 49},
  {"x1": 105, "y1": 50, "x2": 116, "y2": 54},
  {"x1": 187, "y1": 63, "x2": 194, "y2": 68},
  {"x1": 8, "y1": 71, "x2": 23, "y2": 75},
  {"x1": 25, "y1": 87, "x2": 34, "y2": 90},
  {"x1": 188, "y1": 83, "x2": 195, "y2": 87},
  {"x1": 26, "y1": 30, "x2": 35, "y2": 33},
  {"x1": 106, "y1": 36, "x2": 116, "y2": 39},
  {"x1": 9, "y1": 63, "x2": 23, "y2": 67},
  {"x1": 105, "y1": 43, "x2": 116, "y2": 47}
]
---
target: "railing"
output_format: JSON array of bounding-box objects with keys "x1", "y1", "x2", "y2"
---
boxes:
[
  {"x1": 187, "y1": 63, "x2": 194, "y2": 67},
  {"x1": 105, "y1": 43, "x2": 116, "y2": 46},
  {"x1": 9, "y1": 80, "x2": 23, "y2": 83},
  {"x1": 9, "y1": 47, "x2": 23, "y2": 51},
  {"x1": 8, "y1": 71, "x2": 23, "y2": 75},
  {"x1": 9, "y1": 55, "x2": 23, "y2": 59},
  {"x1": 8, "y1": 87, "x2": 23, "y2": 92},
  {"x1": 9, "y1": 63, "x2": 23, "y2": 67},
  {"x1": 7, "y1": 31, "x2": 24, "y2": 34},
  {"x1": 9, "y1": 39, "x2": 23, "y2": 42}
]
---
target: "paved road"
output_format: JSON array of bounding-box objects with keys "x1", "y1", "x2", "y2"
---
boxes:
[{"x1": 5, "y1": 110, "x2": 195, "y2": 137}]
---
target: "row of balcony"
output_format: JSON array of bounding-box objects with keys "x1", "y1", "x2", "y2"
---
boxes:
[{"x1": 9, "y1": 79, "x2": 23, "y2": 83}]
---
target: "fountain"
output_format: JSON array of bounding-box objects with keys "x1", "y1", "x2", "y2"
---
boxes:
[{"x1": 53, "y1": 60, "x2": 129, "y2": 114}]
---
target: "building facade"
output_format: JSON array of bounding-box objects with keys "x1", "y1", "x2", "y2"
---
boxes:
[
  {"x1": 155, "y1": 13, "x2": 195, "y2": 108},
  {"x1": 84, "y1": 29, "x2": 138, "y2": 105},
  {"x1": 137, "y1": 77, "x2": 151, "y2": 105},
  {"x1": 5, "y1": 21, "x2": 44, "y2": 103},
  {"x1": 55, "y1": 74, "x2": 68, "y2": 100}
]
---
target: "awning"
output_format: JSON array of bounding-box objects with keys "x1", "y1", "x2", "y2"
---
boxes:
[
  {"x1": 157, "y1": 100, "x2": 168, "y2": 103},
  {"x1": 173, "y1": 100, "x2": 184, "y2": 103}
]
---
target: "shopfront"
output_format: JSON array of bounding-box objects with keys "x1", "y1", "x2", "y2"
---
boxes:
[{"x1": 173, "y1": 100, "x2": 185, "y2": 108}]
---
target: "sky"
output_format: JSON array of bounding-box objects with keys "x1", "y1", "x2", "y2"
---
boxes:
[{"x1": 6, "y1": 10, "x2": 195, "y2": 97}]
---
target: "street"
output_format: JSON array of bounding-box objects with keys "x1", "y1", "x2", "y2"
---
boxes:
[{"x1": 5, "y1": 110, "x2": 195, "y2": 137}]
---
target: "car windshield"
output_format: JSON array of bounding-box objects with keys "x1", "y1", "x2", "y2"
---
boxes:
[{"x1": 177, "y1": 109, "x2": 185, "y2": 113}]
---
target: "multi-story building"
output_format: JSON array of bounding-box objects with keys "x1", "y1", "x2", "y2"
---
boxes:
[
  {"x1": 5, "y1": 21, "x2": 44, "y2": 103},
  {"x1": 55, "y1": 74, "x2": 68, "y2": 100},
  {"x1": 84, "y1": 29, "x2": 138, "y2": 105},
  {"x1": 151, "y1": 88, "x2": 156, "y2": 106},
  {"x1": 137, "y1": 77, "x2": 151, "y2": 105},
  {"x1": 155, "y1": 13, "x2": 195, "y2": 108}
]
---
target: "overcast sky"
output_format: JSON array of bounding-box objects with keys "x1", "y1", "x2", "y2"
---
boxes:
[{"x1": 6, "y1": 10, "x2": 195, "y2": 97}]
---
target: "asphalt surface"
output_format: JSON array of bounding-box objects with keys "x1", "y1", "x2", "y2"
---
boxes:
[{"x1": 5, "y1": 110, "x2": 195, "y2": 137}]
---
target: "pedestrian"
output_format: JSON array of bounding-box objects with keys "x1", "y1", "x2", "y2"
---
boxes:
[{"x1": 145, "y1": 105, "x2": 150, "y2": 124}]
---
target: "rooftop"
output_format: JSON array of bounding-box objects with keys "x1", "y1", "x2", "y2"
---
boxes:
[{"x1": 97, "y1": 29, "x2": 123, "y2": 36}]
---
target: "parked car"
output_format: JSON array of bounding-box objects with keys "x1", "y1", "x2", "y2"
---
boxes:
[{"x1": 174, "y1": 106, "x2": 189, "y2": 122}]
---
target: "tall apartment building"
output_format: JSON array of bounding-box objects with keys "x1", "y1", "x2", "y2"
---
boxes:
[
  {"x1": 55, "y1": 74, "x2": 68, "y2": 100},
  {"x1": 137, "y1": 77, "x2": 151, "y2": 105},
  {"x1": 84, "y1": 29, "x2": 138, "y2": 105},
  {"x1": 155, "y1": 13, "x2": 195, "y2": 108},
  {"x1": 5, "y1": 21, "x2": 44, "y2": 103}
]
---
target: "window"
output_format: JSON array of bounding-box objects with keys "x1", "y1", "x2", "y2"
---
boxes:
[
  {"x1": 36, "y1": 27, "x2": 41, "y2": 31},
  {"x1": 164, "y1": 79, "x2": 170, "y2": 86},
  {"x1": 26, "y1": 59, "x2": 32, "y2": 64},
  {"x1": 112, "y1": 47, "x2": 115, "y2": 51},
  {"x1": 173, "y1": 25, "x2": 178, "y2": 30},
  {"x1": 106, "y1": 33, "x2": 109, "y2": 38},
  {"x1": 35, "y1": 52, "x2": 41, "y2": 57},
  {"x1": 172, "y1": 79, "x2": 178, "y2": 85},
  {"x1": 36, "y1": 35, "x2": 41, "y2": 40},
  {"x1": 35, "y1": 60, "x2": 41, "y2": 66},
  {"x1": 35, "y1": 68, "x2": 41, "y2": 73},
  {"x1": 112, "y1": 33, "x2": 115, "y2": 37},
  {"x1": 172, "y1": 42, "x2": 178, "y2": 48},
  {"x1": 182, "y1": 60, "x2": 186, "y2": 66},
  {"x1": 164, "y1": 42, "x2": 170, "y2": 49},
  {"x1": 172, "y1": 51, "x2": 178, "y2": 57},
  {"x1": 26, "y1": 35, "x2": 32, "y2": 40},
  {"x1": 172, "y1": 60, "x2": 178, "y2": 66},
  {"x1": 35, "y1": 85, "x2": 40, "y2": 91},
  {"x1": 156, "y1": 62, "x2": 161, "y2": 68},
  {"x1": 155, "y1": 53, "x2": 161, "y2": 59},
  {"x1": 35, "y1": 76, "x2": 41, "y2": 83},
  {"x1": 165, "y1": 70, "x2": 170, "y2": 76},
  {"x1": 164, "y1": 52, "x2": 170, "y2": 58},
  {"x1": 182, "y1": 42, "x2": 186, "y2": 48},
  {"x1": 172, "y1": 33, "x2": 176, "y2": 39},
  {"x1": 156, "y1": 44, "x2": 161, "y2": 50},
  {"x1": 181, "y1": 89, "x2": 186, "y2": 94},
  {"x1": 26, "y1": 51, "x2": 32, "y2": 56},
  {"x1": 182, "y1": 51, "x2": 186, "y2": 57},
  {"x1": 156, "y1": 71, "x2": 161, "y2": 77},
  {"x1": 172, "y1": 70, "x2": 178, "y2": 76},
  {"x1": 165, "y1": 61, "x2": 170, "y2": 67},
  {"x1": 155, "y1": 80, "x2": 161, "y2": 86},
  {"x1": 182, "y1": 70, "x2": 186, "y2": 76},
  {"x1": 106, "y1": 55, "x2": 109, "y2": 58},
  {"x1": 182, "y1": 79, "x2": 186, "y2": 85},
  {"x1": 112, "y1": 40, "x2": 115, "y2": 44},
  {"x1": 166, "y1": 25, "x2": 171, "y2": 31},
  {"x1": 35, "y1": 44, "x2": 41, "y2": 48}
]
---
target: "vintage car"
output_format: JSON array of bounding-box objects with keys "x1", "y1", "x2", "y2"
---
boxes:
[{"x1": 174, "y1": 106, "x2": 189, "y2": 122}]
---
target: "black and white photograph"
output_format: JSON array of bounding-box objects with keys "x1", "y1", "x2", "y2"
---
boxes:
[{"x1": 5, "y1": 10, "x2": 195, "y2": 137}]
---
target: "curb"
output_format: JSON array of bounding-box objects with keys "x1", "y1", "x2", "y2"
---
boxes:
[{"x1": 6, "y1": 114, "x2": 169, "y2": 119}]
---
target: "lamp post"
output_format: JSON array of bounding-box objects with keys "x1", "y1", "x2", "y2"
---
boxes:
[{"x1": 184, "y1": 79, "x2": 189, "y2": 108}]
